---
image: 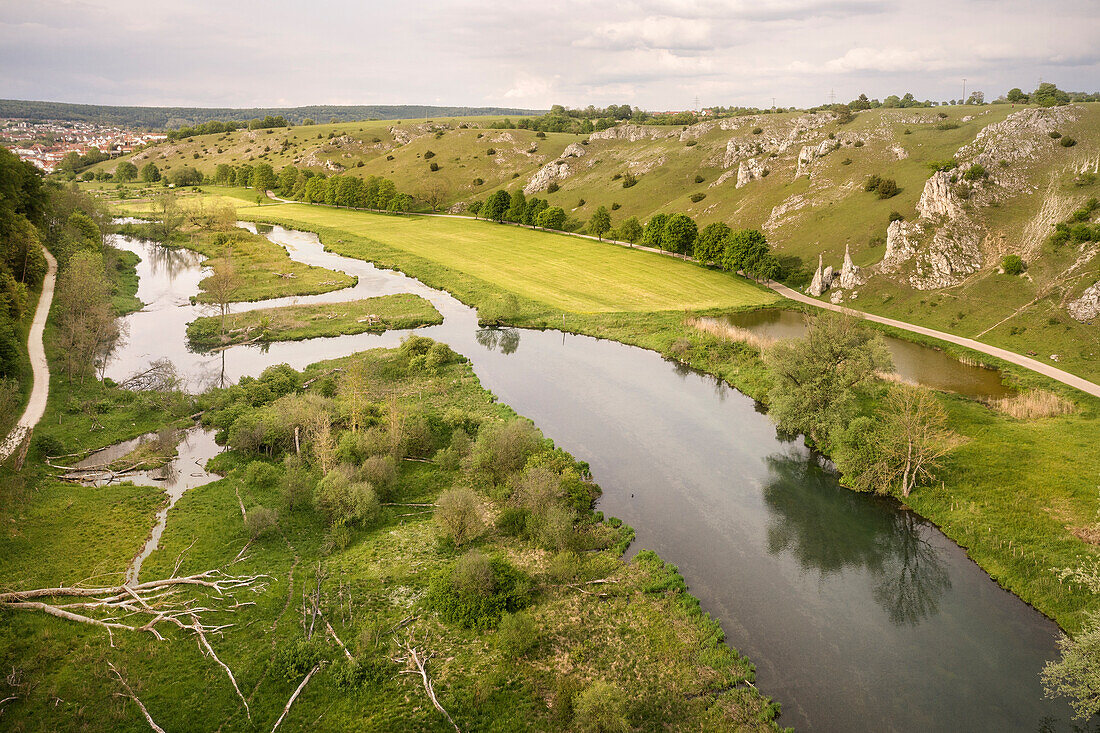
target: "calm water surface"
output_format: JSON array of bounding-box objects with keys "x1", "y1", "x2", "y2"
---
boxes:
[{"x1": 104, "y1": 224, "x2": 1089, "y2": 732}]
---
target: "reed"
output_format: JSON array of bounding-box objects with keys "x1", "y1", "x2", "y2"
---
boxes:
[
  {"x1": 988, "y1": 389, "x2": 1075, "y2": 419},
  {"x1": 686, "y1": 317, "x2": 776, "y2": 351}
]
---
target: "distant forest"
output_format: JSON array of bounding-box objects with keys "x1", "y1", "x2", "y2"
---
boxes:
[{"x1": 0, "y1": 99, "x2": 545, "y2": 129}]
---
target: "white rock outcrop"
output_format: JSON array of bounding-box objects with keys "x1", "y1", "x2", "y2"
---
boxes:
[
  {"x1": 795, "y1": 139, "x2": 838, "y2": 178},
  {"x1": 589, "y1": 124, "x2": 676, "y2": 142},
  {"x1": 807, "y1": 254, "x2": 834, "y2": 296},
  {"x1": 523, "y1": 160, "x2": 571, "y2": 194},
  {"x1": 561, "y1": 142, "x2": 586, "y2": 158},
  {"x1": 837, "y1": 244, "x2": 864, "y2": 289},
  {"x1": 736, "y1": 158, "x2": 767, "y2": 188},
  {"x1": 1068, "y1": 280, "x2": 1100, "y2": 322}
]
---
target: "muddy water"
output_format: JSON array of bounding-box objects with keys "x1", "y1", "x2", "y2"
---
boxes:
[
  {"x1": 709, "y1": 309, "x2": 1016, "y2": 399},
  {"x1": 99, "y1": 223, "x2": 1086, "y2": 731}
]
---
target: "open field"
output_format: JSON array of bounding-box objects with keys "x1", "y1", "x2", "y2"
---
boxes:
[
  {"x1": 237, "y1": 204, "x2": 780, "y2": 313},
  {"x1": 186, "y1": 293, "x2": 442, "y2": 348}
]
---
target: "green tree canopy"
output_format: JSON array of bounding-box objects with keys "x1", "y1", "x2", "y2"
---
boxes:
[
  {"x1": 484, "y1": 190, "x2": 512, "y2": 222},
  {"x1": 694, "y1": 222, "x2": 731, "y2": 265},
  {"x1": 640, "y1": 213, "x2": 668, "y2": 249},
  {"x1": 661, "y1": 213, "x2": 697, "y2": 254},
  {"x1": 114, "y1": 160, "x2": 137, "y2": 182},
  {"x1": 139, "y1": 162, "x2": 160, "y2": 182},
  {"x1": 589, "y1": 206, "x2": 611, "y2": 240},
  {"x1": 618, "y1": 216, "x2": 642, "y2": 243}
]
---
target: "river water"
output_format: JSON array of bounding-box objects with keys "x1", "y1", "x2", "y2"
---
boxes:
[{"x1": 103, "y1": 224, "x2": 1087, "y2": 731}]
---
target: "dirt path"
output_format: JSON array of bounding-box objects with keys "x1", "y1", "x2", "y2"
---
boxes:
[
  {"x1": 0, "y1": 247, "x2": 58, "y2": 465},
  {"x1": 768, "y1": 281, "x2": 1100, "y2": 399},
  {"x1": 260, "y1": 193, "x2": 1100, "y2": 399}
]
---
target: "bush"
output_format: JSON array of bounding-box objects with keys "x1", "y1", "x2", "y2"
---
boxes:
[
  {"x1": 435, "y1": 486, "x2": 482, "y2": 545},
  {"x1": 429, "y1": 162, "x2": 440, "y2": 171},
  {"x1": 274, "y1": 638, "x2": 326, "y2": 682},
  {"x1": 1002, "y1": 254, "x2": 1026, "y2": 275},
  {"x1": 1049, "y1": 131, "x2": 1062, "y2": 139},
  {"x1": 573, "y1": 681, "x2": 629, "y2": 733},
  {"x1": 854, "y1": 140, "x2": 864, "y2": 147},
  {"x1": 359, "y1": 455, "x2": 397, "y2": 499},
  {"x1": 330, "y1": 657, "x2": 386, "y2": 691},
  {"x1": 694, "y1": 174, "x2": 704, "y2": 183},
  {"x1": 621, "y1": 172, "x2": 637, "y2": 188},
  {"x1": 244, "y1": 506, "x2": 279, "y2": 538},
  {"x1": 752, "y1": 127, "x2": 763, "y2": 134},
  {"x1": 889, "y1": 211, "x2": 904, "y2": 223},
  {"x1": 876, "y1": 178, "x2": 899, "y2": 199},
  {"x1": 497, "y1": 610, "x2": 539, "y2": 656},
  {"x1": 427, "y1": 552, "x2": 529, "y2": 628},
  {"x1": 423, "y1": 150, "x2": 435, "y2": 159},
  {"x1": 470, "y1": 419, "x2": 543, "y2": 482},
  {"x1": 864, "y1": 174, "x2": 882, "y2": 192},
  {"x1": 281, "y1": 455, "x2": 315, "y2": 510},
  {"x1": 314, "y1": 467, "x2": 381, "y2": 527},
  {"x1": 472, "y1": 177, "x2": 484, "y2": 186},
  {"x1": 495, "y1": 506, "x2": 530, "y2": 537},
  {"x1": 689, "y1": 192, "x2": 706, "y2": 203},
  {"x1": 547, "y1": 182, "x2": 560, "y2": 193},
  {"x1": 962, "y1": 163, "x2": 987, "y2": 181},
  {"x1": 244, "y1": 460, "x2": 281, "y2": 490},
  {"x1": 1060, "y1": 136, "x2": 1077, "y2": 148}
]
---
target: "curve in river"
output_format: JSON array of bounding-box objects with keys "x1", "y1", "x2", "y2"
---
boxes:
[{"x1": 106, "y1": 225, "x2": 1088, "y2": 732}]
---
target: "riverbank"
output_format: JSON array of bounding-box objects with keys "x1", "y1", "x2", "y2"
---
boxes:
[
  {"x1": 185, "y1": 292, "x2": 443, "y2": 349},
  {"x1": 236, "y1": 206, "x2": 1100, "y2": 635}
]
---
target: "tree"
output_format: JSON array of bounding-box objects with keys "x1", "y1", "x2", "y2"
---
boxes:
[
  {"x1": 523, "y1": 197, "x2": 548, "y2": 226},
  {"x1": 1032, "y1": 82, "x2": 1069, "y2": 108},
  {"x1": 468, "y1": 200, "x2": 483, "y2": 219},
  {"x1": 763, "y1": 314, "x2": 892, "y2": 446},
  {"x1": 1001, "y1": 254, "x2": 1025, "y2": 275},
  {"x1": 484, "y1": 190, "x2": 511, "y2": 222},
  {"x1": 214, "y1": 163, "x2": 233, "y2": 186},
  {"x1": 151, "y1": 192, "x2": 183, "y2": 241},
  {"x1": 965, "y1": 91, "x2": 985, "y2": 105},
  {"x1": 505, "y1": 190, "x2": 526, "y2": 222},
  {"x1": 203, "y1": 238, "x2": 241, "y2": 337},
  {"x1": 1043, "y1": 612, "x2": 1100, "y2": 720},
  {"x1": 434, "y1": 487, "x2": 483, "y2": 546},
  {"x1": 250, "y1": 163, "x2": 276, "y2": 193},
  {"x1": 589, "y1": 206, "x2": 611, "y2": 240},
  {"x1": 276, "y1": 165, "x2": 297, "y2": 194},
  {"x1": 140, "y1": 162, "x2": 160, "y2": 182},
  {"x1": 167, "y1": 166, "x2": 202, "y2": 186},
  {"x1": 661, "y1": 214, "x2": 697, "y2": 254},
  {"x1": 694, "y1": 222, "x2": 730, "y2": 264},
  {"x1": 836, "y1": 385, "x2": 962, "y2": 497},
  {"x1": 618, "y1": 216, "x2": 642, "y2": 243},
  {"x1": 54, "y1": 251, "x2": 119, "y2": 384},
  {"x1": 640, "y1": 213, "x2": 668, "y2": 249},
  {"x1": 114, "y1": 161, "x2": 137, "y2": 183},
  {"x1": 1006, "y1": 88, "x2": 1029, "y2": 104},
  {"x1": 419, "y1": 180, "x2": 447, "y2": 212},
  {"x1": 536, "y1": 206, "x2": 566, "y2": 230}
]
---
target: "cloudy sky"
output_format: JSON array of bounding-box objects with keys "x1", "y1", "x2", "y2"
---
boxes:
[{"x1": 2, "y1": 0, "x2": 1098, "y2": 111}]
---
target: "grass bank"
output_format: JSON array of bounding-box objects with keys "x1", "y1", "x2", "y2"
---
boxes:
[{"x1": 186, "y1": 293, "x2": 442, "y2": 349}]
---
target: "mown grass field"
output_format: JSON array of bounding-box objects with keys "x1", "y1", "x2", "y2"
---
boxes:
[
  {"x1": 186, "y1": 293, "x2": 442, "y2": 348},
  {"x1": 237, "y1": 204, "x2": 779, "y2": 313}
]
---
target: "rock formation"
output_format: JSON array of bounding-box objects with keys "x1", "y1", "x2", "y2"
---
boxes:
[
  {"x1": 561, "y1": 142, "x2": 586, "y2": 158},
  {"x1": 837, "y1": 244, "x2": 864, "y2": 289},
  {"x1": 523, "y1": 160, "x2": 571, "y2": 194},
  {"x1": 807, "y1": 254, "x2": 834, "y2": 296},
  {"x1": 1068, "y1": 280, "x2": 1100, "y2": 322},
  {"x1": 589, "y1": 124, "x2": 676, "y2": 142},
  {"x1": 736, "y1": 158, "x2": 767, "y2": 188}
]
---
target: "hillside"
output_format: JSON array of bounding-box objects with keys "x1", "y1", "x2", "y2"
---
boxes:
[{"x1": 91, "y1": 104, "x2": 1100, "y2": 379}]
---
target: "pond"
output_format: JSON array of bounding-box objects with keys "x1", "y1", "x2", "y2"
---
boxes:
[{"x1": 102, "y1": 223, "x2": 1087, "y2": 731}]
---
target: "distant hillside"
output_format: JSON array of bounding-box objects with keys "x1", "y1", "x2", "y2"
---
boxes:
[
  {"x1": 0, "y1": 99, "x2": 544, "y2": 129},
  {"x1": 89, "y1": 105, "x2": 1100, "y2": 380}
]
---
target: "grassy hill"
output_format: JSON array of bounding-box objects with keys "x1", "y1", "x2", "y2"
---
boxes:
[{"x1": 89, "y1": 104, "x2": 1100, "y2": 378}]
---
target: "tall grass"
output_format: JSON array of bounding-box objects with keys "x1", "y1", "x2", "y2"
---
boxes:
[
  {"x1": 988, "y1": 389, "x2": 1075, "y2": 419},
  {"x1": 686, "y1": 317, "x2": 776, "y2": 350}
]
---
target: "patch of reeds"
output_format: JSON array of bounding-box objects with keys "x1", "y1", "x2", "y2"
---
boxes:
[
  {"x1": 686, "y1": 317, "x2": 776, "y2": 351},
  {"x1": 987, "y1": 389, "x2": 1075, "y2": 419}
]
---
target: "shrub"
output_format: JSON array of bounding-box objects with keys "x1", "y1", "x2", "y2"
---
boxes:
[
  {"x1": 1060, "y1": 136, "x2": 1077, "y2": 148},
  {"x1": 1049, "y1": 131, "x2": 1063, "y2": 139},
  {"x1": 497, "y1": 610, "x2": 539, "y2": 656},
  {"x1": 689, "y1": 192, "x2": 706, "y2": 203},
  {"x1": 621, "y1": 172, "x2": 637, "y2": 188},
  {"x1": 486, "y1": 147, "x2": 497, "y2": 155},
  {"x1": 752, "y1": 127, "x2": 763, "y2": 134},
  {"x1": 547, "y1": 182, "x2": 560, "y2": 193},
  {"x1": 423, "y1": 150, "x2": 435, "y2": 159},
  {"x1": 573, "y1": 681, "x2": 629, "y2": 733},
  {"x1": 841, "y1": 158, "x2": 852, "y2": 165},
  {"x1": 889, "y1": 211, "x2": 904, "y2": 223},
  {"x1": 685, "y1": 140, "x2": 697, "y2": 147},
  {"x1": 495, "y1": 506, "x2": 530, "y2": 537},
  {"x1": 1001, "y1": 254, "x2": 1025, "y2": 275},
  {"x1": 470, "y1": 419, "x2": 543, "y2": 482},
  {"x1": 962, "y1": 163, "x2": 987, "y2": 181},
  {"x1": 330, "y1": 657, "x2": 386, "y2": 691},
  {"x1": 876, "y1": 178, "x2": 899, "y2": 199},
  {"x1": 854, "y1": 140, "x2": 864, "y2": 147},
  {"x1": 274, "y1": 638, "x2": 326, "y2": 682},
  {"x1": 359, "y1": 455, "x2": 397, "y2": 499},
  {"x1": 610, "y1": 202, "x2": 620, "y2": 210},
  {"x1": 472, "y1": 177, "x2": 484, "y2": 186},
  {"x1": 427, "y1": 552, "x2": 529, "y2": 628},
  {"x1": 314, "y1": 467, "x2": 381, "y2": 527},
  {"x1": 864, "y1": 174, "x2": 882, "y2": 192},
  {"x1": 244, "y1": 460, "x2": 281, "y2": 490},
  {"x1": 429, "y1": 162, "x2": 440, "y2": 171},
  {"x1": 281, "y1": 455, "x2": 315, "y2": 510},
  {"x1": 244, "y1": 506, "x2": 279, "y2": 538},
  {"x1": 434, "y1": 486, "x2": 482, "y2": 545}
]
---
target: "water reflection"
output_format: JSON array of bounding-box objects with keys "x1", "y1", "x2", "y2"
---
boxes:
[
  {"x1": 475, "y1": 327, "x2": 521, "y2": 354},
  {"x1": 762, "y1": 451, "x2": 950, "y2": 626}
]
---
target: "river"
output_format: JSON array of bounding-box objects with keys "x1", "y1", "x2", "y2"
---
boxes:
[{"x1": 103, "y1": 223, "x2": 1087, "y2": 731}]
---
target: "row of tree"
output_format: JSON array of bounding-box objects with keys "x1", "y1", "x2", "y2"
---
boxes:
[{"x1": 166, "y1": 115, "x2": 290, "y2": 141}]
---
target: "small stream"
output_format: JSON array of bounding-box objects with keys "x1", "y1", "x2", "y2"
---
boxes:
[{"x1": 99, "y1": 223, "x2": 1087, "y2": 731}]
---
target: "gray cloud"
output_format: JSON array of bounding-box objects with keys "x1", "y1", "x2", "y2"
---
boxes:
[{"x1": 1, "y1": 0, "x2": 1097, "y2": 111}]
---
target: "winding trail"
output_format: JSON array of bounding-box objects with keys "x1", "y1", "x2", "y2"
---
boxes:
[
  {"x1": 259, "y1": 193, "x2": 1100, "y2": 399},
  {"x1": 0, "y1": 247, "x2": 57, "y2": 465}
]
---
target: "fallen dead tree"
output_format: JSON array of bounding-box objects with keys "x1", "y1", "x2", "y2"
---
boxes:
[{"x1": 394, "y1": 633, "x2": 461, "y2": 733}]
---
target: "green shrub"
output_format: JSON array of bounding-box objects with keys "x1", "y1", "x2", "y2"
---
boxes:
[
  {"x1": 694, "y1": 174, "x2": 704, "y2": 183},
  {"x1": 359, "y1": 455, "x2": 397, "y2": 499},
  {"x1": 1061, "y1": 136, "x2": 1077, "y2": 148},
  {"x1": 684, "y1": 140, "x2": 697, "y2": 147},
  {"x1": 1049, "y1": 131, "x2": 1062, "y2": 139},
  {"x1": 876, "y1": 178, "x2": 899, "y2": 199},
  {"x1": 244, "y1": 506, "x2": 279, "y2": 538},
  {"x1": 573, "y1": 681, "x2": 629, "y2": 733},
  {"x1": 429, "y1": 162, "x2": 440, "y2": 171},
  {"x1": 1002, "y1": 255, "x2": 1026, "y2": 275},
  {"x1": 281, "y1": 455, "x2": 315, "y2": 510},
  {"x1": 962, "y1": 163, "x2": 987, "y2": 181},
  {"x1": 427, "y1": 552, "x2": 530, "y2": 628},
  {"x1": 472, "y1": 177, "x2": 484, "y2": 186},
  {"x1": 752, "y1": 127, "x2": 763, "y2": 134},
  {"x1": 547, "y1": 182, "x2": 560, "y2": 193},
  {"x1": 274, "y1": 638, "x2": 326, "y2": 682},
  {"x1": 331, "y1": 657, "x2": 387, "y2": 691},
  {"x1": 244, "y1": 460, "x2": 281, "y2": 490},
  {"x1": 423, "y1": 150, "x2": 435, "y2": 159},
  {"x1": 497, "y1": 610, "x2": 539, "y2": 656},
  {"x1": 854, "y1": 140, "x2": 864, "y2": 147},
  {"x1": 434, "y1": 486, "x2": 483, "y2": 546},
  {"x1": 889, "y1": 211, "x2": 904, "y2": 223},
  {"x1": 495, "y1": 506, "x2": 530, "y2": 537},
  {"x1": 314, "y1": 467, "x2": 381, "y2": 528},
  {"x1": 689, "y1": 192, "x2": 706, "y2": 203},
  {"x1": 621, "y1": 172, "x2": 637, "y2": 188},
  {"x1": 470, "y1": 419, "x2": 543, "y2": 482},
  {"x1": 864, "y1": 174, "x2": 882, "y2": 192}
]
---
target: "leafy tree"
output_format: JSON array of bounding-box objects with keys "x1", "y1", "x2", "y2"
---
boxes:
[
  {"x1": 234, "y1": 164, "x2": 253, "y2": 188},
  {"x1": 506, "y1": 189, "x2": 527, "y2": 222},
  {"x1": 618, "y1": 216, "x2": 642, "y2": 243},
  {"x1": 1006, "y1": 88, "x2": 1029, "y2": 103},
  {"x1": 536, "y1": 206, "x2": 566, "y2": 230},
  {"x1": 276, "y1": 165, "x2": 298, "y2": 194},
  {"x1": 214, "y1": 163, "x2": 233, "y2": 186},
  {"x1": 763, "y1": 314, "x2": 892, "y2": 446},
  {"x1": 434, "y1": 487, "x2": 482, "y2": 546},
  {"x1": 694, "y1": 222, "x2": 730, "y2": 265},
  {"x1": 114, "y1": 160, "x2": 137, "y2": 182},
  {"x1": 589, "y1": 206, "x2": 611, "y2": 240},
  {"x1": 1001, "y1": 254, "x2": 1025, "y2": 275},
  {"x1": 1043, "y1": 612, "x2": 1100, "y2": 720},
  {"x1": 1032, "y1": 82, "x2": 1069, "y2": 108},
  {"x1": 523, "y1": 197, "x2": 548, "y2": 226},
  {"x1": 640, "y1": 213, "x2": 668, "y2": 248},
  {"x1": 468, "y1": 200, "x2": 483, "y2": 219},
  {"x1": 140, "y1": 162, "x2": 160, "y2": 182},
  {"x1": 167, "y1": 166, "x2": 202, "y2": 187},
  {"x1": 250, "y1": 163, "x2": 276, "y2": 193},
  {"x1": 484, "y1": 189, "x2": 511, "y2": 222},
  {"x1": 54, "y1": 250, "x2": 119, "y2": 383},
  {"x1": 662, "y1": 214, "x2": 697, "y2": 254}
]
